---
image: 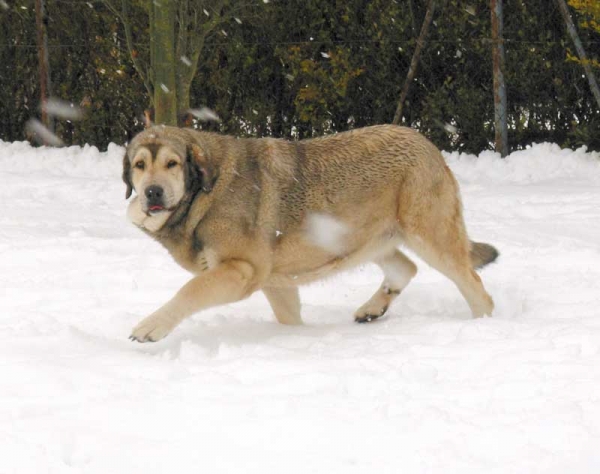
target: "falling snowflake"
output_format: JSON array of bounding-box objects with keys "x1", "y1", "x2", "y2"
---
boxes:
[
  {"x1": 304, "y1": 212, "x2": 349, "y2": 255},
  {"x1": 444, "y1": 123, "x2": 458, "y2": 134},
  {"x1": 188, "y1": 107, "x2": 221, "y2": 122},
  {"x1": 180, "y1": 56, "x2": 192, "y2": 66},
  {"x1": 44, "y1": 98, "x2": 84, "y2": 121},
  {"x1": 25, "y1": 119, "x2": 63, "y2": 147}
]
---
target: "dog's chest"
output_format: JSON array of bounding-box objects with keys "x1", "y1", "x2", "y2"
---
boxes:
[{"x1": 159, "y1": 232, "x2": 212, "y2": 275}]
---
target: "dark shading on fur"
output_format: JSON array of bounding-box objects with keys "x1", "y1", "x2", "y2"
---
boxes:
[
  {"x1": 188, "y1": 144, "x2": 217, "y2": 193},
  {"x1": 122, "y1": 153, "x2": 133, "y2": 199}
]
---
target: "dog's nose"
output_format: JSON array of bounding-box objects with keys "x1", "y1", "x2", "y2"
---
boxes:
[{"x1": 145, "y1": 185, "x2": 164, "y2": 202}]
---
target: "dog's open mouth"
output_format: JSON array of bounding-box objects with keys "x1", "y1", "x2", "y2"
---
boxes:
[{"x1": 148, "y1": 205, "x2": 165, "y2": 214}]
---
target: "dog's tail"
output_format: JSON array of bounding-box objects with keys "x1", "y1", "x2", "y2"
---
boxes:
[{"x1": 470, "y1": 241, "x2": 499, "y2": 269}]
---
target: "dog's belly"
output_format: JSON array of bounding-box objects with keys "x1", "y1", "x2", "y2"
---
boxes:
[{"x1": 267, "y1": 226, "x2": 402, "y2": 287}]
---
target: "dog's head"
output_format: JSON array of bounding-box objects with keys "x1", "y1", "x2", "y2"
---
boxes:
[{"x1": 122, "y1": 126, "x2": 216, "y2": 216}]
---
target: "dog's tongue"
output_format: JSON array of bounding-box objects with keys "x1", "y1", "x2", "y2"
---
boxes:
[{"x1": 149, "y1": 205, "x2": 164, "y2": 212}]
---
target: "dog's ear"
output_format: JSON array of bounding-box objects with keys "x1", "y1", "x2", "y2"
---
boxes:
[
  {"x1": 187, "y1": 144, "x2": 216, "y2": 193},
  {"x1": 122, "y1": 151, "x2": 133, "y2": 199}
]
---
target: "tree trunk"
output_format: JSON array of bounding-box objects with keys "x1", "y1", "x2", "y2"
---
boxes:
[
  {"x1": 555, "y1": 0, "x2": 600, "y2": 112},
  {"x1": 176, "y1": 79, "x2": 191, "y2": 124},
  {"x1": 491, "y1": 0, "x2": 509, "y2": 157},
  {"x1": 392, "y1": 0, "x2": 436, "y2": 125},
  {"x1": 151, "y1": 1, "x2": 177, "y2": 126}
]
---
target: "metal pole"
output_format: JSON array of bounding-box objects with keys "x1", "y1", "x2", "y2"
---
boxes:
[
  {"x1": 34, "y1": 0, "x2": 53, "y2": 132},
  {"x1": 491, "y1": 0, "x2": 509, "y2": 157}
]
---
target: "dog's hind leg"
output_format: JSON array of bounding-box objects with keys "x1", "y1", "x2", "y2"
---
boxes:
[
  {"x1": 263, "y1": 286, "x2": 303, "y2": 325},
  {"x1": 410, "y1": 238, "x2": 494, "y2": 318},
  {"x1": 354, "y1": 249, "x2": 417, "y2": 323},
  {"x1": 406, "y1": 220, "x2": 494, "y2": 318},
  {"x1": 397, "y1": 165, "x2": 495, "y2": 318}
]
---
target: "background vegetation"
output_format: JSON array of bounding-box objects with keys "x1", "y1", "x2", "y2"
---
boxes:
[{"x1": 1, "y1": 0, "x2": 599, "y2": 152}]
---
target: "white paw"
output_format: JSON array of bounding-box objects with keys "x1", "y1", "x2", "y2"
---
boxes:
[
  {"x1": 354, "y1": 305, "x2": 388, "y2": 323},
  {"x1": 354, "y1": 293, "x2": 391, "y2": 323},
  {"x1": 130, "y1": 314, "x2": 176, "y2": 343}
]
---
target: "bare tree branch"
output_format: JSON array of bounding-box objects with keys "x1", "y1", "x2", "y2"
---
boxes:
[
  {"x1": 555, "y1": 0, "x2": 600, "y2": 111},
  {"x1": 103, "y1": 0, "x2": 153, "y2": 101},
  {"x1": 180, "y1": 0, "x2": 227, "y2": 91},
  {"x1": 392, "y1": 0, "x2": 436, "y2": 125},
  {"x1": 103, "y1": 1, "x2": 151, "y2": 103},
  {"x1": 102, "y1": 0, "x2": 121, "y2": 20},
  {"x1": 172, "y1": 1, "x2": 257, "y2": 114}
]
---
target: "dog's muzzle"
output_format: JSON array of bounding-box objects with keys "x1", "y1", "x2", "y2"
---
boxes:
[{"x1": 145, "y1": 185, "x2": 165, "y2": 213}]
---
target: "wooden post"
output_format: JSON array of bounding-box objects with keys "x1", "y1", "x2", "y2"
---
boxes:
[
  {"x1": 555, "y1": 0, "x2": 600, "y2": 111},
  {"x1": 491, "y1": 0, "x2": 509, "y2": 157},
  {"x1": 34, "y1": 0, "x2": 53, "y2": 132},
  {"x1": 392, "y1": 0, "x2": 436, "y2": 125}
]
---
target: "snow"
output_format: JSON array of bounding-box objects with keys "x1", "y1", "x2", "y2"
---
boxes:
[{"x1": 1, "y1": 138, "x2": 599, "y2": 473}]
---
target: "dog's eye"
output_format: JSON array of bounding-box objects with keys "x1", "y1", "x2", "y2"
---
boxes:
[
  {"x1": 134, "y1": 161, "x2": 145, "y2": 170},
  {"x1": 167, "y1": 160, "x2": 178, "y2": 169}
]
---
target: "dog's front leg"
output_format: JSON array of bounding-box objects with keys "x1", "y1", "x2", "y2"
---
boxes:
[{"x1": 130, "y1": 259, "x2": 257, "y2": 343}]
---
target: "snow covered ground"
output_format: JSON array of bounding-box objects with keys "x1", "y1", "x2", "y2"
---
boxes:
[{"x1": 1, "y1": 138, "x2": 599, "y2": 473}]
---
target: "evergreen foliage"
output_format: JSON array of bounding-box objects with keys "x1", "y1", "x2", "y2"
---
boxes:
[{"x1": 1, "y1": 0, "x2": 598, "y2": 151}]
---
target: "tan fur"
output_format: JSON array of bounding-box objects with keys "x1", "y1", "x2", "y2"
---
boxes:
[{"x1": 123, "y1": 124, "x2": 498, "y2": 342}]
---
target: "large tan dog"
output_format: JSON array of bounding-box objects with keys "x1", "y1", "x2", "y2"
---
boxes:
[{"x1": 123, "y1": 124, "x2": 498, "y2": 342}]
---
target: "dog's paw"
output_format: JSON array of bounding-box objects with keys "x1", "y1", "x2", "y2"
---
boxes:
[
  {"x1": 130, "y1": 314, "x2": 175, "y2": 343},
  {"x1": 354, "y1": 296, "x2": 390, "y2": 324},
  {"x1": 354, "y1": 309, "x2": 388, "y2": 324}
]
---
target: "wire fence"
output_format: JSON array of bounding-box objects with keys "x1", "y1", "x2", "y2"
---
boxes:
[{"x1": 0, "y1": 0, "x2": 599, "y2": 152}]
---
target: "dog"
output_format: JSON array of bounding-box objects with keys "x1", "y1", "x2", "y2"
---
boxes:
[{"x1": 122, "y1": 124, "x2": 498, "y2": 342}]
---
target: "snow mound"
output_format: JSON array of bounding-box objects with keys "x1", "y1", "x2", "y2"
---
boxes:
[
  {"x1": 444, "y1": 142, "x2": 600, "y2": 184},
  {"x1": 0, "y1": 139, "x2": 123, "y2": 178},
  {"x1": 2, "y1": 139, "x2": 598, "y2": 184}
]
